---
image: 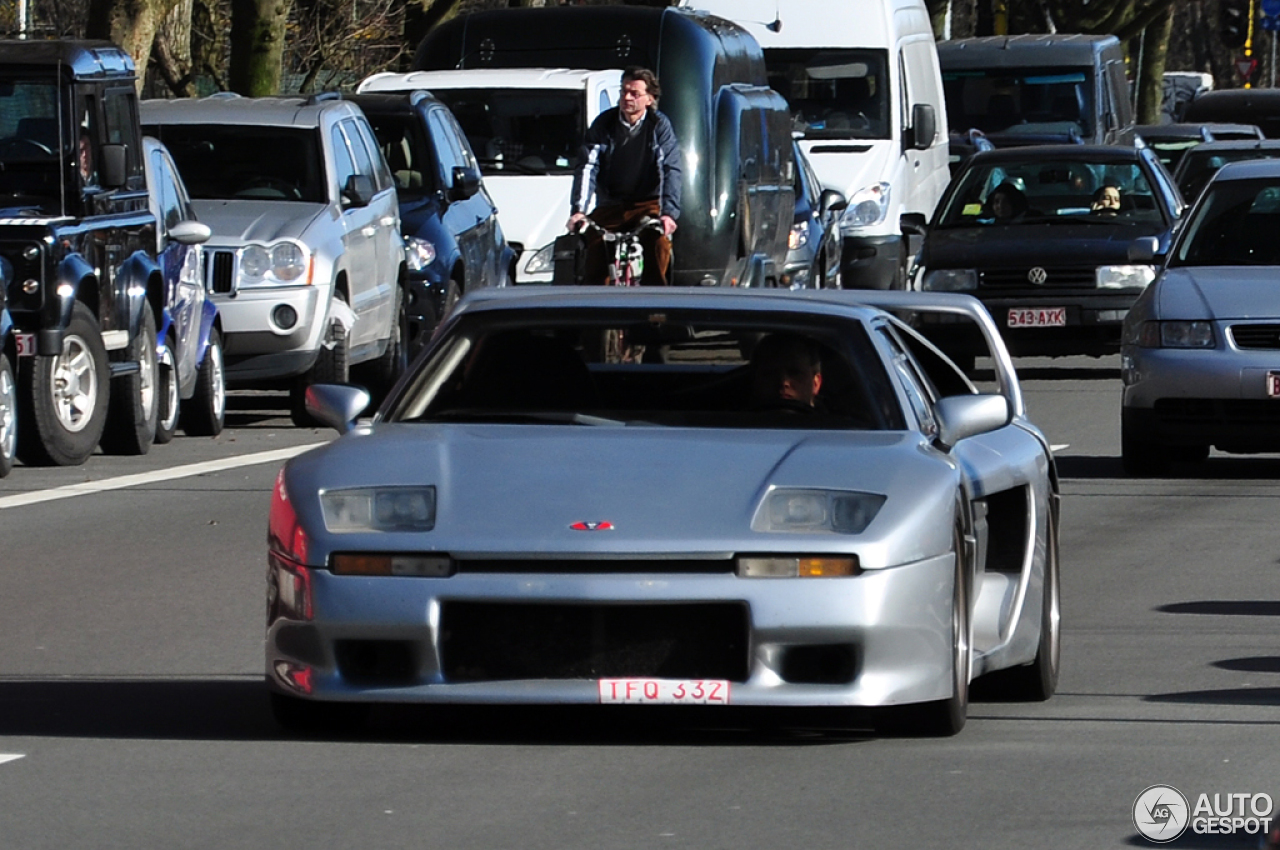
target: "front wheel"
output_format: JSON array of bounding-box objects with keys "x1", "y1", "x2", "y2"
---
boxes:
[
  {"x1": 181, "y1": 327, "x2": 225, "y2": 437},
  {"x1": 101, "y1": 307, "x2": 159, "y2": 455},
  {"x1": 0, "y1": 354, "x2": 16, "y2": 477},
  {"x1": 18, "y1": 301, "x2": 110, "y2": 466}
]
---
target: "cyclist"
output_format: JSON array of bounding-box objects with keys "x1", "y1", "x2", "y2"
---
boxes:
[{"x1": 566, "y1": 66, "x2": 681, "y2": 285}]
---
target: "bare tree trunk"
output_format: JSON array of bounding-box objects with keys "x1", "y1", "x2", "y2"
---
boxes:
[
  {"x1": 86, "y1": 0, "x2": 176, "y2": 89},
  {"x1": 228, "y1": 0, "x2": 291, "y2": 95},
  {"x1": 1136, "y1": 4, "x2": 1173, "y2": 123},
  {"x1": 151, "y1": 0, "x2": 199, "y2": 96}
]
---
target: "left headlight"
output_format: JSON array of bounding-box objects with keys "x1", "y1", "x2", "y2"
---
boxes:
[
  {"x1": 752, "y1": 489, "x2": 886, "y2": 535},
  {"x1": 239, "y1": 240, "x2": 310, "y2": 286},
  {"x1": 840, "y1": 182, "x2": 891, "y2": 230},
  {"x1": 320, "y1": 486, "x2": 437, "y2": 532},
  {"x1": 405, "y1": 236, "x2": 437, "y2": 272},
  {"x1": 1097, "y1": 264, "x2": 1156, "y2": 289},
  {"x1": 1138, "y1": 320, "x2": 1216, "y2": 349},
  {"x1": 523, "y1": 242, "x2": 555, "y2": 275},
  {"x1": 921, "y1": 268, "x2": 978, "y2": 291}
]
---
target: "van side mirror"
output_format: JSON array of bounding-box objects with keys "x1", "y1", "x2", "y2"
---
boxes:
[
  {"x1": 449, "y1": 166, "x2": 481, "y2": 202},
  {"x1": 100, "y1": 143, "x2": 127, "y2": 189},
  {"x1": 910, "y1": 104, "x2": 937, "y2": 151},
  {"x1": 343, "y1": 174, "x2": 374, "y2": 207}
]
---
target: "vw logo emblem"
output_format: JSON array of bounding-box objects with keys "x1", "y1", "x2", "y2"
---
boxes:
[{"x1": 1027, "y1": 267, "x2": 1048, "y2": 285}]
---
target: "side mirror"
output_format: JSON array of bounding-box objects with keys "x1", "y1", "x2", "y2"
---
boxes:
[
  {"x1": 911, "y1": 104, "x2": 937, "y2": 151},
  {"x1": 304, "y1": 383, "x2": 371, "y2": 435},
  {"x1": 900, "y1": 212, "x2": 928, "y2": 238},
  {"x1": 169, "y1": 220, "x2": 211, "y2": 246},
  {"x1": 1128, "y1": 236, "x2": 1159, "y2": 263},
  {"x1": 100, "y1": 143, "x2": 127, "y2": 189},
  {"x1": 935, "y1": 393, "x2": 1009, "y2": 450},
  {"x1": 819, "y1": 188, "x2": 847, "y2": 216},
  {"x1": 342, "y1": 174, "x2": 374, "y2": 208},
  {"x1": 449, "y1": 166, "x2": 481, "y2": 202}
]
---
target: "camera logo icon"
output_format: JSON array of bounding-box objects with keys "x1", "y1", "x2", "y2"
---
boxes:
[{"x1": 1134, "y1": 784, "x2": 1190, "y2": 843}]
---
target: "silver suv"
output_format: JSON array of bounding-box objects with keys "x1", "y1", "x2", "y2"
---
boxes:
[{"x1": 141, "y1": 93, "x2": 405, "y2": 424}]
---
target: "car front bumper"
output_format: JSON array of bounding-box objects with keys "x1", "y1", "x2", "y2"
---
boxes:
[
  {"x1": 215, "y1": 285, "x2": 327, "y2": 382},
  {"x1": 920, "y1": 290, "x2": 1140, "y2": 357},
  {"x1": 265, "y1": 550, "x2": 956, "y2": 708}
]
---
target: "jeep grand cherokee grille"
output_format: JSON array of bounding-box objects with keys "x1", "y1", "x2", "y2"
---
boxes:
[{"x1": 207, "y1": 249, "x2": 236, "y2": 294}]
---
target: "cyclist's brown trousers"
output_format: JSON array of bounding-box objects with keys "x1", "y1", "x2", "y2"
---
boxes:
[{"x1": 583, "y1": 198, "x2": 671, "y2": 286}]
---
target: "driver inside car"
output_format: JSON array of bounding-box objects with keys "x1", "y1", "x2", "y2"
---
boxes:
[{"x1": 749, "y1": 332, "x2": 824, "y2": 409}]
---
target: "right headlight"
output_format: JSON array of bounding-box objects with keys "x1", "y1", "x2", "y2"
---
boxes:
[
  {"x1": 523, "y1": 243, "x2": 555, "y2": 275},
  {"x1": 405, "y1": 236, "x2": 437, "y2": 272},
  {"x1": 921, "y1": 268, "x2": 978, "y2": 291},
  {"x1": 752, "y1": 489, "x2": 886, "y2": 535},
  {"x1": 1138, "y1": 320, "x2": 1215, "y2": 349},
  {"x1": 839, "y1": 182, "x2": 892, "y2": 231},
  {"x1": 238, "y1": 240, "x2": 311, "y2": 286}
]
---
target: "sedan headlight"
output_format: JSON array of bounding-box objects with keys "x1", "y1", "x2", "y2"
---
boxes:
[
  {"x1": 238, "y1": 240, "x2": 311, "y2": 286},
  {"x1": 840, "y1": 182, "x2": 891, "y2": 230},
  {"x1": 523, "y1": 242, "x2": 555, "y2": 275},
  {"x1": 752, "y1": 489, "x2": 886, "y2": 535},
  {"x1": 1097, "y1": 264, "x2": 1156, "y2": 289},
  {"x1": 405, "y1": 236, "x2": 437, "y2": 272},
  {"x1": 1138, "y1": 320, "x2": 1216, "y2": 349},
  {"x1": 320, "y1": 486, "x2": 437, "y2": 532},
  {"x1": 921, "y1": 268, "x2": 978, "y2": 291},
  {"x1": 788, "y1": 221, "x2": 810, "y2": 251}
]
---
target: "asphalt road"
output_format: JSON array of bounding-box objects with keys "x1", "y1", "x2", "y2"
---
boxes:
[{"x1": 0, "y1": 363, "x2": 1277, "y2": 849}]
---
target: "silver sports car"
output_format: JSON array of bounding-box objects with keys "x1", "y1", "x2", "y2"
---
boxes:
[
  {"x1": 266, "y1": 287, "x2": 1060, "y2": 736},
  {"x1": 1122, "y1": 159, "x2": 1280, "y2": 475}
]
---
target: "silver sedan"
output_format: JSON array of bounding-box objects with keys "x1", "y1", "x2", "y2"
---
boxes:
[
  {"x1": 266, "y1": 287, "x2": 1060, "y2": 737},
  {"x1": 1121, "y1": 158, "x2": 1280, "y2": 475}
]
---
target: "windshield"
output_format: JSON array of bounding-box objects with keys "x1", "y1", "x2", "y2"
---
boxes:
[
  {"x1": 388, "y1": 311, "x2": 905, "y2": 431},
  {"x1": 943, "y1": 67, "x2": 1094, "y2": 138},
  {"x1": 1172, "y1": 178, "x2": 1280, "y2": 266},
  {"x1": 937, "y1": 158, "x2": 1163, "y2": 227},
  {"x1": 0, "y1": 76, "x2": 67, "y2": 213},
  {"x1": 764, "y1": 48, "x2": 891, "y2": 140},
  {"x1": 142, "y1": 124, "x2": 326, "y2": 202},
  {"x1": 430, "y1": 88, "x2": 585, "y2": 176},
  {"x1": 1175, "y1": 148, "x2": 1280, "y2": 202}
]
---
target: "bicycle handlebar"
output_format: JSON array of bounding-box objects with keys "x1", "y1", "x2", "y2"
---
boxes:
[{"x1": 572, "y1": 216, "x2": 667, "y2": 238}]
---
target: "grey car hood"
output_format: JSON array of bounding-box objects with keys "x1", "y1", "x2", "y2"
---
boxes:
[
  {"x1": 287, "y1": 423, "x2": 957, "y2": 566},
  {"x1": 1156, "y1": 266, "x2": 1280, "y2": 321},
  {"x1": 191, "y1": 199, "x2": 327, "y2": 245}
]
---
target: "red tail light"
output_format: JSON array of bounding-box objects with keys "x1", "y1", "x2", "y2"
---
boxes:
[{"x1": 268, "y1": 467, "x2": 308, "y2": 564}]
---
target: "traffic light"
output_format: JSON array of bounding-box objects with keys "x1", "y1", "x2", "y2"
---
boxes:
[{"x1": 1221, "y1": 0, "x2": 1250, "y2": 49}]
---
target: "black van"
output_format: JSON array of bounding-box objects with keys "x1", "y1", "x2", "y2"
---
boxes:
[
  {"x1": 937, "y1": 34, "x2": 1135, "y2": 148},
  {"x1": 414, "y1": 5, "x2": 794, "y2": 288}
]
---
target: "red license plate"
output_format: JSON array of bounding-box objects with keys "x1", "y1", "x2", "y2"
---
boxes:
[
  {"x1": 14, "y1": 332, "x2": 35, "y2": 357},
  {"x1": 598, "y1": 678, "x2": 731, "y2": 705},
  {"x1": 1268, "y1": 371, "x2": 1280, "y2": 397},
  {"x1": 1008, "y1": 307, "x2": 1066, "y2": 328}
]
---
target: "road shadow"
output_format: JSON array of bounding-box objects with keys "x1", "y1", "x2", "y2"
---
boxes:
[
  {"x1": 1124, "y1": 831, "x2": 1270, "y2": 847},
  {"x1": 1055, "y1": 454, "x2": 1126, "y2": 479},
  {"x1": 0, "y1": 678, "x2": 881, "y2": 746},
  {"x1": 1214, "y1": 656, "x2": 1280, "y2": 673},
  {"x1": 1144, "y1": 686, "x2": 1280, "y2": 707},
  {"x1": 224, "y1": 392, "x2": 294, "y2": 429},
  {"x1": 1055, "y1": 454, "x2": 1280, "y2": 481},
  {"x1": 1010, "y1": 364, "x2": 1121, "y2": 382},
  {"x1": 1158, "y1": 601, "x2": 1280, "y2": 617}
]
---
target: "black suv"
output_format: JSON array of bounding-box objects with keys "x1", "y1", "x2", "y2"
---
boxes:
[
  {"x1": 0, "y1": 40, "x2": 163, "y2": 465},
  {"x1": 912, "y1": 144, "x2": 1184, "y2": 364},
  {"x1": 347, "y1": 91, "x2": 514, "y2": 357}
]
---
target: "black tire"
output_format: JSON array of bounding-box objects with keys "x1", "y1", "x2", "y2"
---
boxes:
[
  {"x1": 270, "y1": 691, "x2": 370, "y2": 736},
  {"x1": 985, "y1": 506, "x2": 1061, "y2": 701},
  {"x1": 181, "y1": 327, "x2": 225, "y2": 437},
  {"x1": 1120, "y1": 407, "x2": 1170, "y2": 476},
  {"x1": 17, "y1": 301, "x2": 110, "y2": 467},
  {"x1": 291, "y1": 298, "x2": 350, "y2": 428},
  {"x1": 153, "y1": 337, "x2": 179, "y2": 445},
  {"x1": 0, "y1": 353, "x2": 15, "y2": 477},
  {"x1": 101, "y1": 307, "x2": 159, "y2": 455}
]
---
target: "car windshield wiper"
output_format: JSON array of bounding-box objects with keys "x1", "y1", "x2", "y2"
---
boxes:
[{"x1": 423, "y1": 409, "x2": 629, "y2": 426}]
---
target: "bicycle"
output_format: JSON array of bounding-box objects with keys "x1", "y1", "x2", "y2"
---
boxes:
[{"x1": 572, "y1": 216, "x2": 667, "y2": 362}]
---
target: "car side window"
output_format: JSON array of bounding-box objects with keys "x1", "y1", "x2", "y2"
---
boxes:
[
  {"x1": 885, "y1": 316, "x2": 979, "y2": 400},
  {"x1": 342, "y1": 120, "x2": 377, "y2": 184},
  {"x1": 427, "y1": 108, "x2": 464, "y2": 187},
  {"x1": 352, "y1": 118, "x2": 394, "y2": 194},
  {"x1": 103, "y1": 87, "x2": 142, "y2": 185},
  {"x1": 331, "y1": 123, "x2": 357, "y2": 196},
  {"x1": 876, "y1": 324, "x2": 938, "y2": 437},
  {"x1": 150, "y1": 149, "x2": 183, "y2": 231}
]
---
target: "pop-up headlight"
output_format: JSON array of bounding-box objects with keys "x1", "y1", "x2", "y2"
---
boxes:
[{"x1": 321, "y1": 486, "x2": 437, "y2": 532}]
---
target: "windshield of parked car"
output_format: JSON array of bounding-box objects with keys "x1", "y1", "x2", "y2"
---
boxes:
[
  {"x1": 764, "y1": 49, "x2": 891, "y2": 140},
  {"x1": 936, "y1": 158, "x2": 1164, "y2": 227},
  {"x1": 387, "y1": 311, "x2": 907, "y2": 430},
  {"x1": 429, "y1": 89, "x2": 584, "y2": 176},
  {"x1": 141, "y1": 124, "x2": 326, "y2": 203},
  {"x1": 942, "y1": 67, "x2": 1094, "y2": 139},
  {"x1": 1171, "y1": 179, "x2": 1280, "y2": 266},
  {"x1": 1174, "y1": 147, "x2": 1280, "y2": 202},
  {"x1": 0, "y1": 76, "x2": 67, "y2": 214}
]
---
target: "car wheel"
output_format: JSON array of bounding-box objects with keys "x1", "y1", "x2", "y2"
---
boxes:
[
  {"x1": 101, "y1": 307, "x2": 159, "y2": 455},
  {"x1": 1120, "y1": 407, "x2": 1170, "y2": 476},
  {"x1": 17, "y1": 301, "x2": 110, "y2": 467},
  {"x1": 270, "y1": 691, "x2": 370, "y2": 736},
  {"x1": 0, "y1": 353, "x2": 16, "y2": 477},
  {"x1": 291, "y1": 297, "x2": 350, "y2": 428},
  {"x1": 181, "y1": 327, "x2": 225, "y2": 437},
  {"x1": 153, "y1": 338, "x2": 179, "y2": 445}
]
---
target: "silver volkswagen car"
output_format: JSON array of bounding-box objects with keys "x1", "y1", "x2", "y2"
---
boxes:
[
  {"x1": 142, "y1": 94, "x2": 406, "y2": 424},
  {"x1": 265, "y1": 287, "x2": 1060, "y2": 737},
  {"x1": 1122, "y1": 158, "x2": 1280, "y2": 474}
]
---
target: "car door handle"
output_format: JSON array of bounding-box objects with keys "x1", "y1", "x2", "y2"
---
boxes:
[
  {"x1": 380, "y1": 216, "x2": 397, "y2": 227},
  {"x1": 361, "y1": 226, "x2": 377, "y2": 237}
]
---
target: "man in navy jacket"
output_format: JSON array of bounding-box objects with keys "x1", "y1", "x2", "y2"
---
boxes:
[{"x1": 567, "y1": 66, "x2": 681, "y2": 285}]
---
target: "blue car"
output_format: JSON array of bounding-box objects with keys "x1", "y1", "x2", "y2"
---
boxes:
[{"x1": 142, "y1": 137, "x2": 225, "y2": 441}]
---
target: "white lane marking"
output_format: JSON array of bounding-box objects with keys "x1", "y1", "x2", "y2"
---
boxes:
[
  {"x1": 1051, "y1": 444, "x2": 1069, "y2": 452},
  {"x1": 0, "y1": 444, "x2": 324, "y2": 510},
  {"x1": 0, "y1": 754, "x2": 25, "y2": 765}
]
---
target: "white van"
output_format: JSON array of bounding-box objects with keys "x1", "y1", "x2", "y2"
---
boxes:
[
  {"x1": 680, "y1": 0, "x2": 949, "y2": 289},
  {"x1": 358, "y1": 68, "x2": 621, "y2": 283}
]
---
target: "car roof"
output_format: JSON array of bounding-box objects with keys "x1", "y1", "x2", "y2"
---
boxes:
[
  {"x1": 1208, "y1": 158, "x2": 1280, "y2": 182},
  {"x1": 140, "y1": 93, "x2": 361, "y2": 127},
  {"x1": 359, "y1": 68, "x2": 621, "y2": 93},
  {"x1": 1179, "y1": 138, "x2": 1280, "y2": 153},
  {"x1": 937, "y1": 33, "x2": 1121, "y2": 66},
  {"x1": 961, "y1": 143, "x2": 1144, "y2": 165}
]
